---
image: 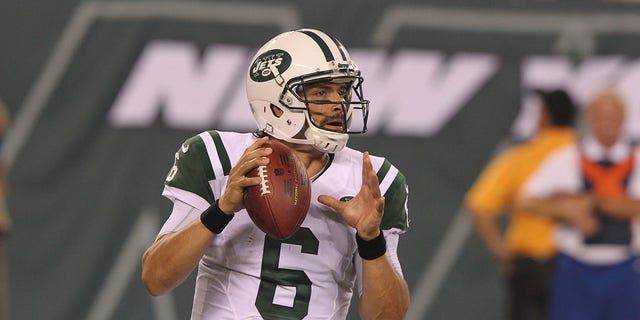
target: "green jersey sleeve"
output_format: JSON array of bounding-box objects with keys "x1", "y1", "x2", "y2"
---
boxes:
[
  {"x1": 165, "y1": 134, "x2": 216, "y2": 204},
  {"x1": 377, "y1": 159, "x2": 409, "y2": 231}
]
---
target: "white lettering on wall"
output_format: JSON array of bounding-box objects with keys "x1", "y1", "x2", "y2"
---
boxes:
[
  {"x1": 353, "y1": 50, "x2": 498, "y2": 136},
  {"x1": 108, "y1": 42, "x2": 640, "y2": 140},
  {"x1": 108, "y1": 41, "x2": 250, "y2": 129},
  {"x1": 108, "y1": 41, "x2": 499, "y2": 137}
]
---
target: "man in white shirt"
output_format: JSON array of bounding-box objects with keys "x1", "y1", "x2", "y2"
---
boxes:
[{"x1": 518, "y1": 88, "x2": 640, "y2": 320}]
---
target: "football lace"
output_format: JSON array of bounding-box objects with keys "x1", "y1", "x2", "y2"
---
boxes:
[{"x1": 257, "y1": 166, "x2": 270, "y2": 196}]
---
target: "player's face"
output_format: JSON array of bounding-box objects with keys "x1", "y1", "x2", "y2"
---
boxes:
[{"x1": 301, "y1": 82, "x2": 350, "y2": 132}]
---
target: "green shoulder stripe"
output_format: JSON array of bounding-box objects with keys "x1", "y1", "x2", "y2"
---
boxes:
[
  {"x1": 376, "y1": 159, "x2": 391, "y2": 184},
  {"x1": 165, "y1": 135, "x2": 216, "y2": 203},
  {"x1": 380, "y1": 170, "x2": 409, "y2": 231},
  {"x1": 209, "y1": 130, "x2": 232, "y2": 176}
]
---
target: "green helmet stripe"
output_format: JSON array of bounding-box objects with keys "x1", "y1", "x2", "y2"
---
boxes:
[
  {"x1": 298, "y1": 30, "x2": 334, "y2": 62},
  {"x1": 327, "y1": 34, "x2": 347, "y2": 61}
]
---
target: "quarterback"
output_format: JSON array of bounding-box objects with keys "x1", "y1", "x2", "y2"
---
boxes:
[{"x1": 142, "y1": 29, "x2": 410, "y2": 319}]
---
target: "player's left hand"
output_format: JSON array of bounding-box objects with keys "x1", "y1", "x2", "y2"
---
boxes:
[{"x1": 318, "y1": 152, "x2": 384, "y2": 240}]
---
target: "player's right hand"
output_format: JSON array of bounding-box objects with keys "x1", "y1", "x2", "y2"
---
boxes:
[{"x1": 218, "y1": 137, "x2": 271, "y2": 214}]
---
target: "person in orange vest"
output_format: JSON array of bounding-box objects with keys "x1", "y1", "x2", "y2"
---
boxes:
[{"x1": 466, "y1": 88, "x2": 578, "y2": 320}]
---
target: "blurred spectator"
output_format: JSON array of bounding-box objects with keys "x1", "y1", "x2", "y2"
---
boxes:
[
  {"x1": 465, "y1": 89, "x2": 578, "y2": 320},
  {"x1": 0, "y1": 97, "x2": 10, "y2": 320},
  {"x1": 519, "y1": 88, "x2": 640, "y2": 320}
]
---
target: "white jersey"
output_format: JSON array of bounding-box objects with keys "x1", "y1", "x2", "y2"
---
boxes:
[
  {"x1": 159, "y1": 131, "x2": 409, "y2": 320},
  {"x1": 522, "y1": 135, "x2": 640, "y2": 265}
]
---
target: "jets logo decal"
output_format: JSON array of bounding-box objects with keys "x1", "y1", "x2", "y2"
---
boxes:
[{"x1": 249, "y1": 49, "x2": 292, "y2": 83}]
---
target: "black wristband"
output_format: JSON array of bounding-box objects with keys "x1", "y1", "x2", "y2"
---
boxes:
[
  {"x1": 200, "y1": 201, "x2": 234, "y2": 234},
  {"x1": 356, "y1": 230, "x2": 387, "y2": 260}
]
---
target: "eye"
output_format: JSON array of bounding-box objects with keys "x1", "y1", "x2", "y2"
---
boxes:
[
  {"x1": 308, "y1": 88, "x2": 328, "y2": 98},
  {"x1": 338, "y1": 86, "x2": 348, "y2": 97}
]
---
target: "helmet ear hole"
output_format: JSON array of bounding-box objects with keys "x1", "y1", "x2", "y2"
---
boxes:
[{"x1": 270, "y1": 104, "x2": 284, "y2": 118}]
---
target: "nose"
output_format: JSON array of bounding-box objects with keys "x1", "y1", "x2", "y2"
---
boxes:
[{"x1": 322, "y1": 90, "x2": 343, "y2": 108}]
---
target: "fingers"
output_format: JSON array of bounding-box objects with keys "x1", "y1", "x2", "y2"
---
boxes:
[
  {"x1": 319, "y1": 152, "x2": 384, "y2": 233},
  {"x1": 231, "y1": 137, "x2": 272, "y2": 178},
  {"x1": 220, "y1": 137, "x2": 273, "y2": 213},
  {"x1": 243, "y1": 136, "x2": 272, "y2": 163},
  {"x1": 358, "y1": 152, "x2": 384, "y2": 218},
  {"x1": 234, "y1": 155, "x2": 269, "y2": 179},
  {"x1": 318, "y1": 195, "x2": 341, "y2": 210},
  {"x1": 362, "y1": 152, "x2": 382, "y2": 199},
  {"x1": 247, "y1": 136, "x2": 269, "y2": 151}
]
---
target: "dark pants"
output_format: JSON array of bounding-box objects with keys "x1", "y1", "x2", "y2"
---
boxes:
[{"x1": 507, "y1": 256, "x2": 555, "y2": 320}]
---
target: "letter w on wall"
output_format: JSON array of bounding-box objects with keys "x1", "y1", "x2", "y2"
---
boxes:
[{"x1": 109, "y1": 40, "x2": 250, "y2": 129}]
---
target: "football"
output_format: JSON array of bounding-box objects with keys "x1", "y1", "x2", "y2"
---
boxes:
[{"x1": 244, "y1": 139, "x2": 311, "y2": 240}]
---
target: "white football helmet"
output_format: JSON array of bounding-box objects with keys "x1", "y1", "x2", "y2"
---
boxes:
[{"x1": 246, "y1": 28, "x2": 369, "y2": 153}]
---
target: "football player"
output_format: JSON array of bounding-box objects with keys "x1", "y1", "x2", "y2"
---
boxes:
[{"x1": 142, "y1": 28, "x2": 410, "y2": 319}]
